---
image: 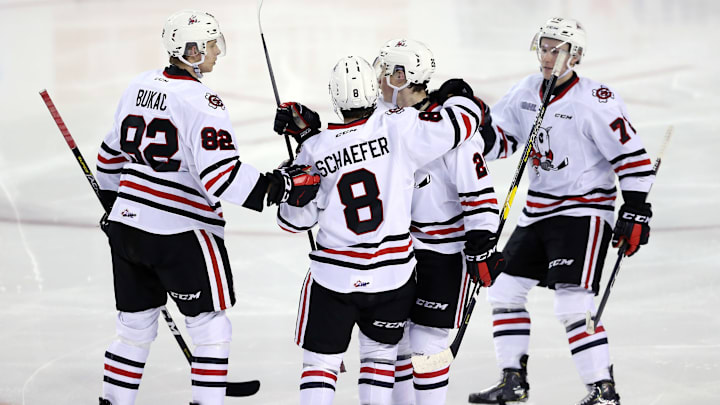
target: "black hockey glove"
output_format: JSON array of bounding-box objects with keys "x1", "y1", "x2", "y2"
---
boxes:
[
  {"x1": 273, "y1": 102, "x2": 322, "y2": 145},
  {"x1": 613, "y1": 201, "x2": 652, "y2": 256},
  {"x1": 266, "y1": 165, "x2": 321, "y2": 207},
  {"x1": 464, "y1": 230, "x2": 505, "y2": 287},
  {"x1": 433, "y1": 78, "x2": 474, "y2": 104}
]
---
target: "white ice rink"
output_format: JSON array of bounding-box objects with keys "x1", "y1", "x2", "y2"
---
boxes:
[{"x1": 1, "y1": 0, "x2": 719, "y2": 404}]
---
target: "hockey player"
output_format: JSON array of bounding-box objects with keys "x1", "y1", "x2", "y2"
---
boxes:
[
  {"x1": 468, "y1": 17, "x2": 655, "y2": 405},
  {"x1": 373, "y1": 39, "x2": 503, "y2": 405},
  {"x1": 274, "y1": 55, "x2": 483, "y2": 405},
  {"x1": 95, "y1": 10, "x2": 319, "y2": 405}
]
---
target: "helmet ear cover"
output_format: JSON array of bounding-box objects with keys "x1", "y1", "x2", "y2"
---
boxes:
[{"x1": 328, "y1": 56, "x2": 379, "y2": 119}]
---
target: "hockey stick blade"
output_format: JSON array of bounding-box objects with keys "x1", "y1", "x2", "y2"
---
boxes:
[
  {"x1": 226, "y1": 380, "x2": 261, "y2": 397},
  {"x1": 412, "y1": 348, "x2": 454, "y2": 374}
]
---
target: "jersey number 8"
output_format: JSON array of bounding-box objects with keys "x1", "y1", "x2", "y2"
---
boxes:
[{"x1": 337, "y1": 168, "x2": 383, "y2": 234}]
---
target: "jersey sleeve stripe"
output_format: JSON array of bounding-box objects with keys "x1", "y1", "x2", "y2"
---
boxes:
[
  {"x1": 411, "y1": 224, "x2": 465, "y2": 236},
  {"x1": 101, "y1": 142, "x2": 122, "y2": 156},
  {"x1": 608, "y1": 149, "x2": 648, "y2": 164},
  {"x1": 460, "y1": 198, "x2": 498, "y2": 207},
  {"x1": 97, "y1": 155, "x2": 128, "y2": 164},
  {"x1": 618, "y1": 170, "x2": 655, "y2": 180},
  {"x1": 613, "y1": 159, "x2": 652, "y2": 173},
  {"x1": 411, "y1": 213, "x2": 465, "y2": 228},
  {"x1": 461, "y1": 113, "x2": 473, "y2": 140},
  {"x1": 98, "y1": 167, "x2": 123, "y2": 174},
  {"x1": 200, "y1": 156, "x2": 238, "y2": 179},
  {"x1": 445, "y1": 108, "x2": 461, "y2": 149},
  {"x1": 459, "y1": 187, "x2": 495, "y2": 198},
  {"x1": 455, "y1": 104, "x2": 480, "y2": 129},
  {"x1": 204, "y1": 164, "x2": 236, "y2": 191},
  {"x1": 463, "y1": 207, "x2": 500, "y2": 217},
  {"x1": 212, "y1": 163, "x2": 240, "y2": 198}
]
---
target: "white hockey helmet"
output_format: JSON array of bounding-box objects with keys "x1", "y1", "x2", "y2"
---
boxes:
[
  {"x1": 375, "y1": 38, "x2": 436, "y2": 85},
  {"x1": 531, "y1": 17, "x2": 586, "y2": 64},
  {"x1": 162, "y1": 10, "x2": 226, "y2": 66},
  {"x1": 329, "y1": 56, "x2": 378, "y2": 119}
]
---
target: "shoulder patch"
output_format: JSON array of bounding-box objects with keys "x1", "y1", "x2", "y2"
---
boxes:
[
  {"x1": 205, "y1": 93, "x2": 225, "y2": 110},
  {"x1": 591, "y1": 86, "x2": 614, "y2": 103},
  {"x1": 385, "y1": 107, "x2": 405, "y2": 115}
]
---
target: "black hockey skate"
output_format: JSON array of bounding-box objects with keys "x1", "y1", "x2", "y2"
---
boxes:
[
  {"x1": 98, "y1": 399, "x2": 112, "y2": 405},
  {"x1": 576, "y1": 380, "x2": 620, "y2": 405},
  {"x1": 468, "y1": 354, "x2": 529, "y2": 404}
]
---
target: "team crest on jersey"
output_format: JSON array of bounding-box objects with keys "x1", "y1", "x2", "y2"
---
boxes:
[
  {"x1": 592, "y1": 86, "x2": 614, "y2": 103},
  {"x1": 530, "y1": 126, "x2": 569, "y2": 176},
  {"x1": 385, "y1": 107, "x2": 404, "y2": 115},
  {"x1": 205, "y1": 93, "x2": 225, "y2": 110}
]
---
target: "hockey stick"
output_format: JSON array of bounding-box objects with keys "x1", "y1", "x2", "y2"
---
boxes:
[
  {"x1": 257, "y1": 0, "x2": 318, "y2": 253},
  {"x1": 39, "y1": 89, "x2": 260, "y2": 397},
  {"x1": 411, "y1": 51, "x2": 570, "y2": 373},
  {"x1": 586, "y1": 125, "x2": 674, "y2": 334},
  {"x1": 256, "y1": 0, "x2": 348, "y2": 373}
]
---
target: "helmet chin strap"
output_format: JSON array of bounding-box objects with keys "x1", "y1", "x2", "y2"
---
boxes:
[
  {"x1": 179, "y1": 54, "x2": 206, "y2": 79},
  {"x1": 385, "y1": 76, "x2": 410, "y2": 107}
]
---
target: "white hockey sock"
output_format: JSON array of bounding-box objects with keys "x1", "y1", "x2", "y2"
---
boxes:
[
  {"x1": 102, "y1": 340, "x2": 149, "y2": 405},
  {"x1": 191, "y1": 344, "x2": 229, "y2": 405},
  {"x1": 391, "y1": 327, "x2": 414, "y2": 405},
  {"x1": 358, "y1": 358, "x2": 396, "y2": 405},
  {"x1": 358, "y1": 331, "x2": 397, "y2": 405},
  {"x1": 300, "y1": 350, "x2": 342, "y2": 405},
  {"x1": 565, "y1": 317, "x2": 611, "y2": 384},
  {"x1": 492, "y1": 308, "x2": 531, "y2": 369},
  {"x1": 300, "y1": 365, "x2": 338, "y2": 405},
  {"x1": 409, "y1": 324, "x2": 450, "y2": 405}
]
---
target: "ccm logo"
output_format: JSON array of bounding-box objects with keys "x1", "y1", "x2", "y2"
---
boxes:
[
  {"x1": 372, "y1": 321, "x2": 406, "y2": 329},
  {"x1": 415, "y1": 298, "x2": 449, "y2": 311},
  {"x1": 622, "y1": 212, "x2": 650, "y2": 223},
  {"x1": 548, "y1": 258, "x2": 575, "y2": 269},
  {"x1": 169, "y1": 291, "x2": 201, "y2": 301}
]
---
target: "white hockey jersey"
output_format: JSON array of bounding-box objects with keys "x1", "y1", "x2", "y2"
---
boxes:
[
  {"x1": 96, "y1": 66, "x2": 264, "y2": 238},
  {"x1": 486, "y1": 72, "x2": 655, "y2": 227},
  {"x1": 410, "y1": 102, "x2": 499, "y2": 254},
  {"x1": 278, "y1": 96, "x2": 482, "y2": 293}
]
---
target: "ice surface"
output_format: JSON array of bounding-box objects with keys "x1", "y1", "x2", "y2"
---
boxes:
[{"x1": 1, "y1": 0, "x2": 718, "y2": 404}]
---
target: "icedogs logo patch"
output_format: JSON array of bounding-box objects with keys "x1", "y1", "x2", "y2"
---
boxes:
[
  {"x1": 592, "y1": 87, "x2": 614, "y2": 103},
  {"x1": 206, "y1": 93, "x2": 225, "y2": 110}
]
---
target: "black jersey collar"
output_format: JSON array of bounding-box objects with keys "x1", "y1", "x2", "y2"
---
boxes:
[
  {"x1": 163, "y1": 65, "x2": 201, "y2": 82},
  {"x1": 540, "y1": 71, "x2": 579, "y2": 105}
]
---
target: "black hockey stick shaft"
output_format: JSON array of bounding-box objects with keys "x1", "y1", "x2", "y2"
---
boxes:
[
  {"x1": 257, "y1": 0, "x2": 317, "y2": 252},
  {"x1": 587, "y1": 126, "x2": 672, "y2": 334},
  {"x1": 40, "y1": 89, "x2": 260, "y2": 397},
  {"x1": 446, "y1": 53, "x2": 568, "y2": 360},
  {"x1": 160, "y1": 308, "x2": 261, "y2": 397}
]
